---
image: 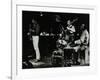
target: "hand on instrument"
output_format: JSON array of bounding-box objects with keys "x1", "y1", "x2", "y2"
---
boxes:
[{"x1": 74, "y1": 40, "x2": 81, "y2": 44}]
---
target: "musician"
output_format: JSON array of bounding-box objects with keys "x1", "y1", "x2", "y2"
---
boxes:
[
  {"x1": 74, "y1": 24, "x2": 89, "y2": 65},
  {"x1": 66, "y1": 20, "x2": 76, "y2": 33},
  {"x1": 57, "y1": 20, "x2": 76, "y2": 66},
  {"x1": 29, "y1": 18, "x2": 40, "y2": 62},
  {"x1": 64, "y1": 20, "x2": 76, "y2": 42}
]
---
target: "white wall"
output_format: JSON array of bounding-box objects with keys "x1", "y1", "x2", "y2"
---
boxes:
[{"x1": 0, "y1": 0, "x2": 100, "y2": 80}]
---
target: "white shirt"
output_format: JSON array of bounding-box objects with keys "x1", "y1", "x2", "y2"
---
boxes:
[
  {"x1": 80, "y1": 29, "x2": 89, "y2": 45},
  {"x1": 67, "y1": 25, "x2": 75, "y2": 33}
]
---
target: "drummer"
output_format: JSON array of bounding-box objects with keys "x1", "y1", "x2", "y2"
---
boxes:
[{"x1": 64, "y1": 20, "x2": 76, "y2": 42}]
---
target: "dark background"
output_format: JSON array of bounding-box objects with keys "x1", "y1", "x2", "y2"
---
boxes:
[{"x1": 22, "y1": 11, "x2": 89, "y2": 63}]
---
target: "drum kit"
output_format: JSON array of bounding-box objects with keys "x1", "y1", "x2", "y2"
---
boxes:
[
  {"x1": 51, "y1": 39, "x2": 76, "y2": 66},
  {"x1": 51, "y1": 24, "x2": 78, "y2": 67}
]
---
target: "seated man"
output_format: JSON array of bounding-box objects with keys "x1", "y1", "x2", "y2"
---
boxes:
[
  {"x1": 65, "y1": 20, "x2": 76, "y2": 42},
  {"x1": 63, "y1": 20, "x2": 76, "y2": 65}
]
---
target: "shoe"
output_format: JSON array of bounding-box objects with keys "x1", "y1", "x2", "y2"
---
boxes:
[
  {"x1": 30, "y1": 59, "x2": 40, "y2": 63},
  {"x1": 33, "y1": 59, "x2": 40, "y2": 63}
]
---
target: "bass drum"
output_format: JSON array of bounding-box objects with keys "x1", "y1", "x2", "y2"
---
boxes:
[{"x1": 51, "y1": 49, "x2": 64, "y2": 67}]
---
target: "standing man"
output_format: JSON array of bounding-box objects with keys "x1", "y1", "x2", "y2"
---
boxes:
[
  {"x1": 30, "y1": 18, "x2": 40, "y2": 62},
  {"x1": 74, "y1": 24, "x2": 89, "y2": 65}
]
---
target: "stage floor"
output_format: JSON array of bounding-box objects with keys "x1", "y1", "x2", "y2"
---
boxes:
[{"x1": 22, "y1": 56, "x2": 89, "y2": 69}]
